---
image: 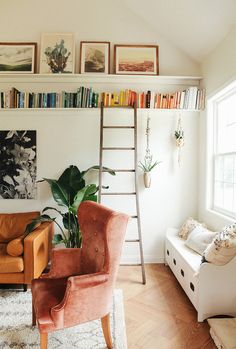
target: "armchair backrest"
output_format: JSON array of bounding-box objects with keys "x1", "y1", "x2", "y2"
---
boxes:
[{"x1": 78, "y1": 201, "x2": 129, "y2": 284}]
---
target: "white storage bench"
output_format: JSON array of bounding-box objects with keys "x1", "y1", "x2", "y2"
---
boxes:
[{"x1": 165, "y1": 228, "x2": 236, "y2": 322}]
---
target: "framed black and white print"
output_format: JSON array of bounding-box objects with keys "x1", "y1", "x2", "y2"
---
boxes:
[
  {"x1": 0, "y1": 42, "x2": 37, "y2": 73},
  {"x1": 0, "y1": 130, "x2": 37, "y2": 199},
  {"x1": 80, "y1": 41, "x2": 110, "y2": 74}
]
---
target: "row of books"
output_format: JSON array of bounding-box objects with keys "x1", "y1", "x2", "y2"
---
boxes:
[
  {"x1": 101, "y1": 87, "x2": 205, "y2": 110},
  {"x1": 0, "y1": 86, "x2": 205, "y2": 110},
  {"x1": 0, "y1": 87, "x2": 100, "y2": 109}
]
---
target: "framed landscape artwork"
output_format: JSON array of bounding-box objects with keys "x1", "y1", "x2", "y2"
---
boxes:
[
  {"x1": 80, "y1": 41, "x2": 110, "y2": 74},
  {"x1": 0, "y1": 42, "x2": 37, "y2": 73},
  {"x1": 114, "y1": 45, "x2": 159, "y2": 75},
  {"x1": 40, "y1": 33, "x2": 75, "y2": 74}
]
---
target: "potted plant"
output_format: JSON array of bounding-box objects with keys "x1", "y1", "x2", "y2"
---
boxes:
[
  {"x1": 26, "y1": 164, "x2": 115, "y2": 248},
  {"x1": 139, "y1": 156, "x2": 161, "y2": 188},
  {"x1": 175, "y1": 129, "x2": 185, "y2": 148}
]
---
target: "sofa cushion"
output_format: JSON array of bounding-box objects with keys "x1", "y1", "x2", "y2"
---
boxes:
[
  {"x1": 6, "y1": 235, "x2": 24, "y2": 257},
  {"x1": 0, "y1": 243, "x2": 24, "y2": 273},
  {"x1": 0, "y1": 211, "x2": 39, "y2": 243},
  {"x1": 178, "y1": 217, "x2": 206, "y2": 240},
  {"x1": 203, "y1": 223, "x2": 236, "y2": 266},
  {"x1": 185, "y1": 226, "x2": 217, "y2": 255}
]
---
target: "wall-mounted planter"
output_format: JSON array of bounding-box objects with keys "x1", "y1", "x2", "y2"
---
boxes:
[{"x1": 143, "y1": 172, "x2": 151, "y2": 188}]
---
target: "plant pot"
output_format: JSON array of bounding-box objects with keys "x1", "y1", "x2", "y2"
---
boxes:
[
  {"x1": 143, "y1": 172, "x2": 151, "y2": 188},
  {"x1": 176, "y1": 138, "x2": 184, "y2": 148}
]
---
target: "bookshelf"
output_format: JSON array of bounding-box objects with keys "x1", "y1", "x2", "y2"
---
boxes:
[{"x1": 0, "y1": 74, "x2": 203, "y2": 111}]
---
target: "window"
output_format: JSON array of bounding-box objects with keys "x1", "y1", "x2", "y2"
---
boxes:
[{"x1": 211, "y1": 81, "x2": 236, "y2": 219}]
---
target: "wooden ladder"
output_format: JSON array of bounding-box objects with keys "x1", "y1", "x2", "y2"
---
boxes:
[{"x1": 98, "y1": 102, "x2": 146, "y2": 284}]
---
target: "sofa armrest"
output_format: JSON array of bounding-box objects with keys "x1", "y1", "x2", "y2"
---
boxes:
[
  {"x1": 41, "y1": 248, "x2": 82, "y2": 279},
  {"x1": 24, "y1": 222, "x2": 54, "y2": 283}
]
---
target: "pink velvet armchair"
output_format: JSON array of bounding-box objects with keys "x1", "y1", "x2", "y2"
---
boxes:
[{"x1": 31, "y1": 201, "x2": 129, "y2": 349}]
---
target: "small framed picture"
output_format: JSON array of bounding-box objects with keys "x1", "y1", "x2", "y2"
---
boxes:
[
  {"x1": 0, "y1": 42, "x2": 37, "y2": 74},
  {"x1": 40, "y1": 33, "x2": 75, "y2": 74},
  {"x1": 80, "y1": 41, "x2": 110, "y2": 74},
  {"x1": 114, "y1": 45, "x2": 159, "y2": 75}
]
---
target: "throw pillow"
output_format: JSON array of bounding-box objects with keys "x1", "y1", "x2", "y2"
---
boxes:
[
  {"x1": 6, "y1": 235, "x2": 24, "y2": 257},
  {"x1": 203, "y1": 223, "x2": 236, "y2": 265},
  {"x1": 185, "y1": 226, "x2": 217, "y2": 255},
  {"x1": 178, "y1": 217, "x2": 206, "y2": 240}
]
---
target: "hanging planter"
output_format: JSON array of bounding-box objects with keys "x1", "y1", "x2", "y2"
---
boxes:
[
  {"x1": 174, "y1": 116, "x2": 185, "y2": 167},
  {"x1": 143, "y1": 171, "x2": 151, "y2": 188},
  {"x1": 139, "y1": 114, "x2": 161, "y2": 188}
]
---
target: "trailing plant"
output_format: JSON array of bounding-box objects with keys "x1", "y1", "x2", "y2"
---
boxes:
[{"x1": 25, "y1": 165, "x2": 115, "y2": 248}]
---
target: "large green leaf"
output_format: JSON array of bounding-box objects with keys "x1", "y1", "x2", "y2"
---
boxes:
[
  {"x1": 43, "y1": 178, "x2": 70, "y2": 207},
  {"x1": 71, "y1": 184, "x2": 98, "y2": 214},
  {"x1": 58, "y1": 165, "x2": 85, "y2": 193}
]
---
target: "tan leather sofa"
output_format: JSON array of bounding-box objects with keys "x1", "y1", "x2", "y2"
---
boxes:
[{"x1": 0, "y1": 211, "x2": 53, "y2": 290}]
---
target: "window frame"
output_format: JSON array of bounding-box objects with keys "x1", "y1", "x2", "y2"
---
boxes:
[{"x1": 208, "y1": 81, "x2": 236, "y2": 220}]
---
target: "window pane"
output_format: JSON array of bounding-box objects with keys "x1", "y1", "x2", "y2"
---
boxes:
[
  {"x1": 215, "y1": 156, "x2": 224, "y2": 181},
  {"x1": 224, "y1": 155, "x2": 234, "y2": 183},
  {"x1": 217, "y1": 93, "x2": 236, "y2": 153},
  {"x1": 223, "y1": 183, "x2": 234, "y2": 212},
  {"x1": 214, "y1": 181, "x2": 224, "y2": 208}
]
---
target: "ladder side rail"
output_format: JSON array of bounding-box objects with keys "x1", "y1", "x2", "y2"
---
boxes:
[
  {"x1": 98, "y1": 102, "x2": 104, "y2": 203},
  {"x1": 134, "y1": 103, "x2": 146, "y2": 284}
]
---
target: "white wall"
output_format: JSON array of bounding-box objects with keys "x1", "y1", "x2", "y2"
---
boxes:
[
  {"x1": 0, "y1": 1, "x2": 201, "y2": 263},
  {"x1": 199, "y1": 23, "x2": 236, "y2": 230}
]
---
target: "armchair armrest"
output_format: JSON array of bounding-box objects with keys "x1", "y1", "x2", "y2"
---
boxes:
[
  {"x1": 68, "y1": 272, "x2": 109, "y2": 290},
  {"x1": 42, "y1": 248, "x2": 82, "y2": 279},
  {"x1": 51, "y1": 272, "x2": 109, "y2": 316},
  {"x1": 24, "y1": 222, "x2": 54, "y2": 283}
]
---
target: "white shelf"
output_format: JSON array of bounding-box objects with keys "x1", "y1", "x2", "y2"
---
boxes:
[
  {"x1": 0, "y1": 73, "x2": 202, "y2": 86},
  {"x1": 0, "y1": 107, "x2": 200, "y2": 113}
]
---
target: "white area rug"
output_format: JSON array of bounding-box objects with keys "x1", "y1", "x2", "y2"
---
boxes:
[{"x1": 0, "y1": 289, "x2": 127, "y2": 349}]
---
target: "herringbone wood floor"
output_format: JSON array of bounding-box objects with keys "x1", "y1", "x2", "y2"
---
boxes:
[{"x1": 116, "y1": 264, "x2": 216, "y2": 349}]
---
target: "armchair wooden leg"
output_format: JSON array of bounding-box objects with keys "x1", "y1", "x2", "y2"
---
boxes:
[
  {"x1": 32, "y1": 303, "x2": 36, "y2": 326},
  {"x1": 40, "y1": 332, "x2": 48, "y2": 349},
  {"x1": 101, "y1": 313, "x2": 113, "y2": 349},
  {"x1": 23, "y1": 284, "x2": 27, "y2": 292}
]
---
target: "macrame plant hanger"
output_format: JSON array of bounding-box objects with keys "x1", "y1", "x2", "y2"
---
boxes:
[
  {"x1": 175, "y1": 113, "x2": 185, "y2": 167},
  {"x1": 144, "y1": 113, "x2": 152, "y2": 166}
]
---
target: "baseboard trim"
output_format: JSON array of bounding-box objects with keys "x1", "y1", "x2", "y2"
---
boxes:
[{"x1": 120, "y1": 255, "x2": 164, "y2": 264}]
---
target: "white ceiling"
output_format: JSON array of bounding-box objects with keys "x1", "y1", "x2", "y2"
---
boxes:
[{"x1": 123, "y1": 0, "x2": 236, "y2": 63}]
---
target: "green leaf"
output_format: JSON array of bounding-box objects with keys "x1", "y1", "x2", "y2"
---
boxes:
[
  {"x1": 71, "y1": 184, "x2": 98, "y2": 214},
  {"x1": 43, "y1": 178, "x2": 70, "y2": 207},
  {"x1": 58, "y1": 165, "x2": 85, "y2": 193},
  {"x1": 53, "y1": 234, "x2": 64, "y2": 244},
  {"x1": 81, "y1": 165, "x2": 116, "y2": 177},
  {"x1": 42, "y1": 207, "x2": 63, "y2": 216}
]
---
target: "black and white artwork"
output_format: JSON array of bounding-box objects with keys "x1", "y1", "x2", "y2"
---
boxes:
[{"x1": 0, "y1": 130, "x2": 37, "y2": 199}]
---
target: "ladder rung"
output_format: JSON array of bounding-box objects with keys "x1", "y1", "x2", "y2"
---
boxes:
[
  {"x1": 121, "y1": 263, "x2": 142, "y2": 266},
  {"x1": 103, "y1": 126, "x2": 135, "y2": 129},
  {"x1": 125, "y1": 239, "x2": 140, "y2": 242},
  {"x1": 102, "y1": 169, "x2": 135, "y2": 172},
  {"x1": 102, "y1": 147, "x2": 135, "y2": 150},
  {"x1": 131, "y1": 215, "x2": 138, "y2": 219},
  {"x1": 101, "y1": 192, "x2": 136, "y2": 196}
]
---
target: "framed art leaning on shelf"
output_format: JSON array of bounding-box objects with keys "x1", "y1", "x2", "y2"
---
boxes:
[
  {"x1": 114, "y1": 44, "x2": 159, "y2": 75},
  {"x1": 80, "y1": 41, "x2": 110, "y2": 74},
  {"x1": 0, "y1": 42, "x2": 37, "y2": 73},
  {"x1": 39, "y1": 33, "x2": 75, "y2": 74}
]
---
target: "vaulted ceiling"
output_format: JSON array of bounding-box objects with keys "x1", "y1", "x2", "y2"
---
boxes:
[{"x1": 123, "y1": 0, "x2": 236, "y2": 63}]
